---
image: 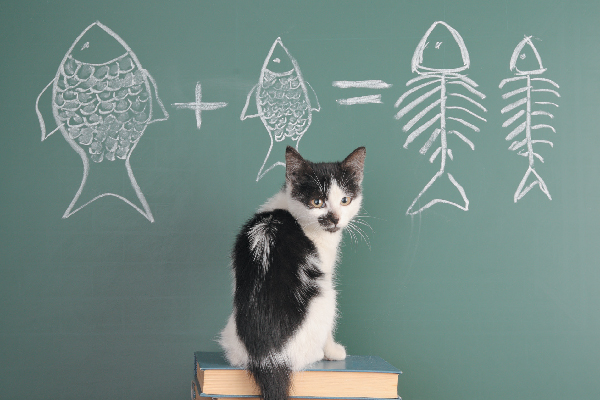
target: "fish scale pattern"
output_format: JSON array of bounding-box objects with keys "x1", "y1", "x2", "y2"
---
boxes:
[
  {"x1": 258, "y1": 70, "x2": 309, "y2": 142},
  {"x1": 53, "y1": 53, "x2": 151, "y2": 163}
]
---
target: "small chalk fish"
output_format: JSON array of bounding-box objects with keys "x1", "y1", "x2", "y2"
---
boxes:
[
  {"x1": 35, "y1": 21, "x2": 168, "y2": 222},
  {"x1": 499, "y1": 36, "x2": 560, "y2": 203},
  {"x1": 241, "y1": 37, "x2": 320, "y2": 181},
  {"x1": 395, "y1": 21, "x2": 487, "y2": 215}
]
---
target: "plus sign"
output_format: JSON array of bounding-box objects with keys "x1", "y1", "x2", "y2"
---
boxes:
[{"x1": 172, "y1": 82, "x2": 227, "y2": 129}]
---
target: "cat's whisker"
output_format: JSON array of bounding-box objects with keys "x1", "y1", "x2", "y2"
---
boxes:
[
  {"x1": 355, "y1": 213, "x2": 386, "y2": 222},
  {"x1": 346, "y1": 221, "x2": 371, "y2": 250},
  {"x1": 352, "y1": 218, "x2": 374, "y2": 232},
  {"x1": 353, "y1": 221, "x2": 372, "y2": 246},
  {"x1": 344, "y1": 225, "x2": 358, "y2": 245}
]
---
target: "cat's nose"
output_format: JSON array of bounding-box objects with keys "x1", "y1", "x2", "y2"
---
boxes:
[{"x1": 330, "y1": 214, "x2": 340, "y2": 225}]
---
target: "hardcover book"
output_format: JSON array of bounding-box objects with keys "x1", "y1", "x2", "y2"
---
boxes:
[{"x1": 193, "y1": 352, "x2": 401, "y2": 399}]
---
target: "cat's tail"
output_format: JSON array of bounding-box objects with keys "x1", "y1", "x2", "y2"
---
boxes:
[{"x1": 248, "y1": 354, "x2": 292, "y2": 400}]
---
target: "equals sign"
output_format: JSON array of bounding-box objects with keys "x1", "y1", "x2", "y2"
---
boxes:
[{"x1": 332, "y1": 80, "x2": 392, "y2": 105}]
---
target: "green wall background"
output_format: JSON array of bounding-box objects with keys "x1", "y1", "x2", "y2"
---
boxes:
[{"x1": 1, "y1": 1, "x2": 599, "y2": 399}]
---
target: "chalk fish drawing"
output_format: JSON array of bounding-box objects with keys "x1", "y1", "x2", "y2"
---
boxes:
[
  {"x1": 394, "y1": 21, "x2": 487, "y2": 215},
  {"x1": 35, "y1": 21, "x2": 168, "y2": 222},
  {"x1": 241, "y1": 37, "x2": 320, "y2": 181},
  {"x1": 499, "y1": 36, "x2": 560, "y2": 202}
]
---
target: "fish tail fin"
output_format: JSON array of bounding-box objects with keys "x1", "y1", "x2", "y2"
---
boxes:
[
  {"x1": 514, "y1": 165, "x2": 551, "y2": 202},
  {"x1": 248, "y1": 355, "x2": 292, "y2": 400},
  {"x1": 256, "y1": 135, "x2": 291, "y2": 181},
  {"x1": 63, "y1": 154, "x2": 154, "y2": 222},
  {"x1": 406, "y1": 170, "x2": 469, "y2": 215}
]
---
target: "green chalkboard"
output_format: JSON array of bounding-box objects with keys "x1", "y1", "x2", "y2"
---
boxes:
[{"x1": 1, "y1": 0, "x2": 599, "y2": 399}]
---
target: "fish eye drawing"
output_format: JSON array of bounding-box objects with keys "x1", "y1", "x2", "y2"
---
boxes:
[
  {"x1": 394, "y1": 21, "x2": 487, "y2": 215},
  {"x1": 240, "y1": 37, "x2": 320, "y2": 181},
  {"x1": 35, "y1": 21, "x2": 168, "y2": 222},
  {"x1": 499, "y1": 36, "x2": 560, "y2": 203}
]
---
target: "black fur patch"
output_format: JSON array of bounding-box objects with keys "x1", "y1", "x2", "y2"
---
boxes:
[
  {"x1": 233, "y1": 209, "x2": 323, "y2": 360},
  {"x1": 287, "y1": 159, "x2": 362, "y2": 208}
]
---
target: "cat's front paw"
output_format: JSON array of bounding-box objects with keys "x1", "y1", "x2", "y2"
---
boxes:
[{"x1": 323, "y1": 341, "x2": 347, "y2": 361}]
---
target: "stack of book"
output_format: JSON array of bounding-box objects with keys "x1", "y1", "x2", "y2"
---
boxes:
[{"x1": 192, "y1": 352, "x2": 401, "y2": 400}]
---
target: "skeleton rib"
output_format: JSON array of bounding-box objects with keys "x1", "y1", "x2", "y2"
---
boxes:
[
  {"x1": 419, "y1": 128, "x2": 441, "y2": 154},
  {"x1": 403, "y1": 98, "x2": 442, "y2": 131},
  {"x1": 531, "y1": 124, "x2": 556, "y2": 133},
  {"x1": 395, "y1": 85, "x2": 442, "y2": 119},
  {"x1": 406, "y1": 73, "x2": 442, "y2": 86},
  {"x1": 499, "y1": 75, "x2": 527, "y2": 88},
  {"x1": 449, "y1": 93, "x2": 487, "y2": 112},
  {"x1": 451, "y1": 130, "x2": 475, "y2": 150},
  {"x1": 508, "y1": 138, "x2": 528, "y2": 151},
  {"x1": 532, "y1": 88, "x2": 560, "y2": 97},
  {"x1": 446, "y1": 106, "x2": 487, "y2": 121},
  {"x1": 505, "y1": 121, "x2": 526, "y2": 141},
  {"x1": 419, "y1": 128, "x2": 442, "y2": 155},
  {"x1": 502, "y1": 109, "x2": 525, "y2": 128},
  {"x1": 502, "y1": 86, "x2": 529, "y2": 100},
  {"x1": 403, "y1": 113, "x2": 441, "y2": 148},
  {"x1": 501, "y1": 97, "x2": 527, "y2": 114},
  {"x1": 448, "y1": 117, "x2": 480, "y2": 132},
  {"x1": 394, "y1": 79, "x2": 442, "y2": 111},
  {"x1": 535, "y1": 101, "x2": 559, "y2": 107},
  {"x1": 448, "y1": 80, "x2": 486, "y2": 99},
  {"x1": 531, "y1": 77, "x2": 560, "y2": 88},
  {"x1": 531, "y1": 110, "x2": 554, "y2": 118},
  {"x1": 532, "y1": 139, "x2": 554, "y2": 147},
  {"x1": 429, "y1": 146, "x2": 442, "y2": 163},
  {"x1": 456, "y1": 75, "x2": 479, "y2": 88}
]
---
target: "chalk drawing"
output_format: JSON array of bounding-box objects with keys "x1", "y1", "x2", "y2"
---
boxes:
[
  {"x1": 333, "y1": 80, "x2": 392, "y2": 105},
  {"x1": 172, "y1": 82, "x2": 227, "y2": 129},
  {"x1": 499, "y1": 36, "x2": 560, "y2": 202},
  {"x1": 35, "y1": 21, "x2": 168, "y2": 222},
  {"x1": 333, "y1": 80, "x2": 392, "y2": 89},
  {"x1": 337, "y1": 95, "x2": 382, "y2": 105},
  {"x1": 241, "y1": 37, "x2": 320, "y2": 181},
  {"x1": 394, "y1": 21, "x2": 487, "y2": 215}
]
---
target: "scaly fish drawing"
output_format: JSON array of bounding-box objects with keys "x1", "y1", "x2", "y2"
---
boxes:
[
  {"x1": 499, "y1": 36, "x2": 560, "y2": 203},
  {"x1": 35, "y1": 21, "x2": 168, "y2": 222},
  {"x1": 241, "y1": 37, "x2": 320, "y2": 181},
  {"x1": 395, "y1": 21, "x2": 487, "y2": 216}
]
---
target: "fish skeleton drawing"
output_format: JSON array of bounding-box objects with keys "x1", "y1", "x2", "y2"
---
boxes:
[
  {"x1": 35, "y1": 21, "x2": 168, "y2": 222},
  {"x1": 241, "y1": 37, "x2": 320, "y2": 181},
  {"x1": 499, "y1": 36, "x2": 560, "y2": 203},
  {"x1": 395, "y1": 21, "x2": 487, "y2": 215}
]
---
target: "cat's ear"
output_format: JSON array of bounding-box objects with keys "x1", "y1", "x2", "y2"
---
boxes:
[
  {"x1": 285, "y1": 146, "x2": 308, "y2": 182},
  {"x1": 341, "y1": 147, "x2": 366, "y2": 183}
]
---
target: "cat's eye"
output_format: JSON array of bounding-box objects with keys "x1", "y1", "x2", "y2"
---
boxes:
[
  {"x1": 310, "y1": 198, "x2": 325, "y2": 208},
  {"x1": 340, "y1": 197, "x2": 352, "y2": 206}
]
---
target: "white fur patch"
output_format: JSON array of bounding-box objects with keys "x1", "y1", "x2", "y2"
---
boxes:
[{"x1": 247, "y1": 216, "x2": 277, "y2": 271}]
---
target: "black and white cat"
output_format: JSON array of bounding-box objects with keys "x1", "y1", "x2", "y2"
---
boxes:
[{"x1": 219, "y1": 146, "x2": 366, "y2": 400}]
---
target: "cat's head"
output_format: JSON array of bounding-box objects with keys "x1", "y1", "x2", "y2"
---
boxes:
[{"x1": 284, "y1": 146, "x2": 366, "y2": 233}]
